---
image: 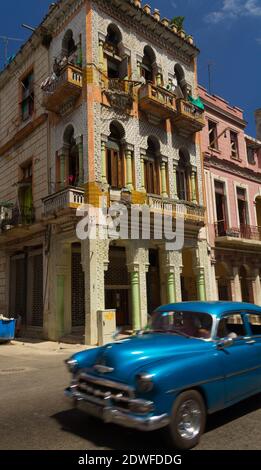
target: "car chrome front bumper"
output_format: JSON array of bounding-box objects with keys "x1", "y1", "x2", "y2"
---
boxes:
[{"x1": 65, "y1": 386, "x2": 169, "y2": 431}]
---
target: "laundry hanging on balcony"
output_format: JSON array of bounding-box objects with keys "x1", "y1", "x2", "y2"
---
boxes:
[{"x1": 188, "y1": 95, "x2": 204, "y2": 111}]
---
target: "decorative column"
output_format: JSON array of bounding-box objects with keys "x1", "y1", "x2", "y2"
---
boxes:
[
  {"x1": 58, "y1": 150, "x2": 66, "y2": 189},
  {"x1": 173, "y1": 162, "x2": 178, "y2": 200},
  {"x1": 130, "y1": 271, "x2": 141, "y2": 331},
  {"x1": 125, "y1": 144, "x2": 134, "y2": 191},
  {"x1": 76, "y1": 135, "x2": 84, "y2": 185},
  {"x1": 127, "y1": 243, "x2": 149, "y2": 331},
  {"x1": 246, "y1": 268, "x2": 261, "y2": 305},
  {"x1": 160, "y1": 158, "x2": 168, "y2": 198},
  {"x1": 99, "y1": 38, "x2": 104, "y2": 69},
  {"x1": 137, "y1": 61, "x2": 142, "y2": 79},
  {"x1": 140, "y1": 149, "x2": 146, "y2": 192},
  {"x1": 191, "y1": 166, "x2": 197, "y2": 204},
  {"x1": 101, "y1": 135, "x2": 108, "y2": 185},
  {"x1": 232, "y1": 266, "x2": 242, "y2": 302},
  {"x1": 195, "y1": 266, "x2": 206, "y2": 301},
  {"x1": 156, "y1": 73, "x2": 162, "y2": 86}
]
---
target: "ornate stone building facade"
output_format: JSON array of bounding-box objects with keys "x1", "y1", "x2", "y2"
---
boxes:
[
  {"x1": 0, "y1": 0, "x2": 211, "y2": 344},
  {"x1": 199, "y1": 86, "x2": 261, "y2": 306}
]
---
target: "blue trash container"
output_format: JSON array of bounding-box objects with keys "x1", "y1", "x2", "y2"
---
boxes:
[{"x1": 0, "y1": 319, "x2": 16, "y2": 342}]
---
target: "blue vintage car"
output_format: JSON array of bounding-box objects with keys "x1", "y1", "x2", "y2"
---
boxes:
[{"x1": 65, "y1": 301, "x2": 261, "y2": 449}]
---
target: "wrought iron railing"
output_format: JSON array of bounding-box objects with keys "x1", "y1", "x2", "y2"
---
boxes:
[{"x1": 214, "y1": 223, "x2": 261, "y2": 241}]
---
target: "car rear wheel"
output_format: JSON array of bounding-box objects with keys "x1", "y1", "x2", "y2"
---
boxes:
[{"x1": 167, "y1": 390, "x2": 206, "y2": 449}]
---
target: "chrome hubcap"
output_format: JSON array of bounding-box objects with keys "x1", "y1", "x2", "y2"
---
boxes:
[{"x1": 177, "y1": 399, "x2": 201, "y2": 440}]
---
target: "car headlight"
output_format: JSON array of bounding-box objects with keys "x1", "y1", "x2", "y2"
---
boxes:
[
  {"x1": 136, "y1": 372, "x2": 154, "y2": 393},
  {"x1": 65, "y1": 358, "x2": 78, "y2": 373}
]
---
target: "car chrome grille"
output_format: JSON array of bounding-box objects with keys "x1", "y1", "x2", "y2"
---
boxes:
[{"x1": 76, "y1": 373, "x2": 135, "y2": 410}]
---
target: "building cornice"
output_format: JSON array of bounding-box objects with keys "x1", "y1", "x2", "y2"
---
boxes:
[
  {"x1": 204, "y1": 153, "x2": 261, "y2": 184},
  {"x1": 95, "y1": 0, "x2": 198, "y2": 64},
  {"x1": 201, "y1": 100, "x2": 247, "y2": 129},
  {"x1": 0, "y1": 0, "x2": 198, "y2": 87}
]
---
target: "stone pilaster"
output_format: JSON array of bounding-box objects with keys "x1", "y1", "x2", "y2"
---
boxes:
[
  {"x1": 101, "y1": 135, "x2": 108, "y2": 185},
  {"x1": 232, "y1": 266, "x2": 242, "y2": 302},
  {"x1": 191, "y1": 166, "x2": 197, "y2": 204},
  {"x1": 81, "y1": 236, "x2": 109, "y2": 345}
]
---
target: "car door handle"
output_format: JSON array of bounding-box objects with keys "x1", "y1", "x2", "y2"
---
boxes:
[{"x1": 245, "y1": 340, "x2": 256, "y2": 345}]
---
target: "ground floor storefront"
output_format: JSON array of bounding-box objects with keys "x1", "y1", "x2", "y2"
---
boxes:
[
  {"x1": 211, "y1": 247, "x2": 261, "y2": 305},
  {"x1": 0, "y1": 226, "x2": 213, "y2": 344}
]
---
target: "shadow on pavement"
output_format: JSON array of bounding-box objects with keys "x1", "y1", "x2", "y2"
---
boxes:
[{"x1": 52, "y1": 392, "x2": 261, "y2": 449}]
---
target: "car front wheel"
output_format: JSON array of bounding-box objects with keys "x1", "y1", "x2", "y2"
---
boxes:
[{"x1": 168, "y1": 390, "x2": 206, "y2": 449}]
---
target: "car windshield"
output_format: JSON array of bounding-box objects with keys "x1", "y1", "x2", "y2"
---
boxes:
[{"x1": 148, "y1": 310, "x2": 213, "y2": 339}]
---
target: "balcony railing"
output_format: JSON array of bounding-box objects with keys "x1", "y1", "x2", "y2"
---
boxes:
[
  {"x1": 215, "y1": 223, "x2": 261, "y2": 241},
  {"x1": 138, "y1": 83, "x2": 177, "y2": 123},
  {"x1": 103, "y1": 78, "x2": 134, "y2": 110},
  {"x1": 174, "y1": 99, "x2": 205, "y2": 135},
  {"x1": 43, "y1": 187, "x2": 85, "y2": 217},
  {"x1": 0, "y1": 205, "x2": 35, "y2": 231},
  {"x1": 147, "y1": 195, "x2": 205, "y2": 223},
  {"x1": 42, "y1": 64, "x2": 83, "y2": 113}
]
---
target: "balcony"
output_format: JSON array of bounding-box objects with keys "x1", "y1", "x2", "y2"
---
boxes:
[
  {"x1": 42, "y1": 64, "x2": 83, "y2": 114},
  {"x1": 138, "y1": 83, "x2": 177, "y2": 125},
  {"x1": 0, "y1": 204, "x2": 36, "y2": 241},
  {"x1": 147, "y1": 195, "x2": 205, "y2": 225},
  {"x1": 174, "y1": 99, "x2": 205, "y2": 136},
  {"x1": 215, "y1": 223, "x2": 261, "y2": 246},
  {"x1": 103, "y1": 79, "x2": 134, "y2": 110},
  {"x1": 42, "y1": 187, "x2": 85, "y2": 218}
]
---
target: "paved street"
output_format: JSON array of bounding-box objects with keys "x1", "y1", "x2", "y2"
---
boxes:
[{"x1": 0, "y1": 341, "x2": 261, "y2": 450}]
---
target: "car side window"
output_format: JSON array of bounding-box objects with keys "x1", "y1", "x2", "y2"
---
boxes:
[
  {"x1": 247, "y1": 313, "x2": 261, "y2": 336},
  {"x1": 217, "y1": 313, "x2": 246, "y2": 339}
]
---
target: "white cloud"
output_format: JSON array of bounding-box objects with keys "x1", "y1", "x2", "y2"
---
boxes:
[{"x1": 205, "y1": 0, "x2": 261, "y2": 23}]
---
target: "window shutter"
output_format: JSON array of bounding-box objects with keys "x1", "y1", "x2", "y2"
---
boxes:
[{"x1": 119, "y1": 56, "x2": 129, "y2": 80}]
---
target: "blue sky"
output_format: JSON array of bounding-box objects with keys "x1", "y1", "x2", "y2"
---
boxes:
[{"x1": 0, "y1": 0, "x2": 260, "y2": 135}]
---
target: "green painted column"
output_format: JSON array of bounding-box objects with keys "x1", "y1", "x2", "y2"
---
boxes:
[
  {"x1": 57, "y1": 274, "x2": 65, "y2": 337},
  {"x1": 173, "y1": 164, "x2": 178, "y2": 199},
  {"x1": 77, "y1": 136, "x2": 84, "y2": 185},
  {"x1": 191, "y1": 170, "x2": 197, "y2": 204},
  {"x1": 101, "y1": 140, "x2": 107, "y2": 184},
  {"x1": 125, "y1": 147, "x2": 134, "y2": 190},
  {"x1": 160, "y1": 161, "x2": 168, "y2": 198},
  {"x1": 60, "y1": 153, "x2": 65, "y2": 189},
  {"x1": 196, "y1": 267, "x2": 206, "y2": 301},
  {"x1": 156, "y1": 73, "x2": 162, "y2": 86},
  {"x1": 130, "y1": 271, "x2": 141, "y2": 331},
  {"x1": 166, "y1": 272, "x2": 176, "y2": 303}
]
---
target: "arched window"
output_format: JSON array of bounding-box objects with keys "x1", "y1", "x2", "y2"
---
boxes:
[
  {"x1": 104, "y1": 24, "x2": 128, "y2": 81},
  {"x1": 62, "y1": 30, "x2": 77, "y2": 58},
  {"x1": 174, "y1": 63, "x2": 188, "y2": 100},
  {"x1": 144, "y1": 136, "x2": 160, "y2": 195},
  {"x1": 141, "y1": 46, "x2": 156, "y2": 82},
  {"x1": 63, "y1": 125, "x2": 79, "y2": 187},
  {"x1": 106, "y1": 122, "x2": 125, "y2": 189},
  {"x1": 177, "y1": 149, "x2": 191, "y2": 201}
]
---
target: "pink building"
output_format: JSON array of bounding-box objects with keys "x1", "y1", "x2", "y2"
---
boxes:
[{"x1": 199, "y1": 85, "x2": 261, "y2": 305}]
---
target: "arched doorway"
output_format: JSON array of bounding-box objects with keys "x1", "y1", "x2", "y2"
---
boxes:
[
  {"x1": 144, "y1": 136, "x2": 161, "y2": 195},
  {"x1": 141, "y1": 45, "x2": 156, "y2": 82},
  {"x1": 181, "y1": 249, "x2": 197, "y2": 301},
  {"x1": 216, "y1": 262, "x2": 231, "y2": 300},
  {"x1": 105, "y1": 246, "x2": 130, "y2": 328}
]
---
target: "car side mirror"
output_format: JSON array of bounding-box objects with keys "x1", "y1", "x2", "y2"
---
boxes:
[{"x1": 217, "y1": 337, "x2": 234, "y2": 349}]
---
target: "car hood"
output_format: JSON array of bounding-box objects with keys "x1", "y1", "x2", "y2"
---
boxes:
[{"x1": 86, "y1": 333, "x2": 210, "y2": 383}]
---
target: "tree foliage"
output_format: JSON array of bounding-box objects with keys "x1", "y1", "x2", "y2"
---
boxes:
[{"x1": 170, "y1": 16, "x2": 185, "y2": 32}]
